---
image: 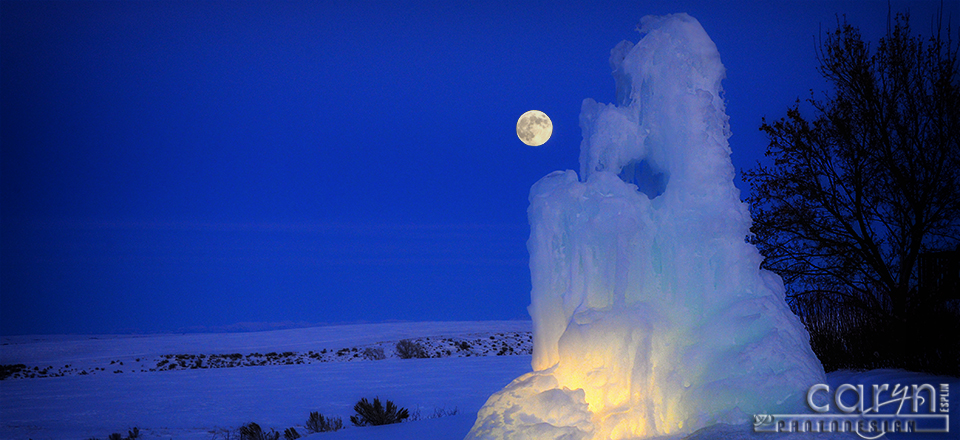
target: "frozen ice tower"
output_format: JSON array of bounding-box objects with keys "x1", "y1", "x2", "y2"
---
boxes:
[{"x1": 466, "y1": 14, "x2": 824, "y2": 440}]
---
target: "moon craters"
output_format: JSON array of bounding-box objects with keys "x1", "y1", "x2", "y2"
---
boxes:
[{"x1": 517, "y1": 110, "x2": 553, "y2": 146}]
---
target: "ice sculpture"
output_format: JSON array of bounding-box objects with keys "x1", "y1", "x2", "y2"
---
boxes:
[{"x1": 466, "y1": 14, "x2": 825, "y2": 440}]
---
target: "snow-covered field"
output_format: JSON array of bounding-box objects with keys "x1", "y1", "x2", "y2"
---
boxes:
[
  {"x1": 1, "y1": 321, "x2": 956, "y2": 440},
  {"x1": 0, "y1": 321, "x2": 532, "y2": 440}
]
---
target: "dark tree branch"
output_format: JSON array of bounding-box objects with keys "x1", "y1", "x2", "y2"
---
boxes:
[{"x1": 747, "y1": 12, "x2": 959, "y2": 327}]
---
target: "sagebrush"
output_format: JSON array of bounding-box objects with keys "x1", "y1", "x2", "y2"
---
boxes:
[
  {"x1": 350, "y1": 397, "x2": 409, "y2": 426},
  {"x1": 238, "y1": 422, "x2": 279, "y2": 440},
  {"x1": 304, "y1": 411, "x2": 343, "y2": 433},
  {"x1": 395, "y1": 339, "x2": 429, "y2": 359},
  {"x1": 282, "y1": 427, "x2": 300, "y2": 440}
]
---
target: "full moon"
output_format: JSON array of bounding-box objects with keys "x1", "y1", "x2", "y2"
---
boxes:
[{"x1": 516, "y1": 110, "x2": 552, "y2": 146}]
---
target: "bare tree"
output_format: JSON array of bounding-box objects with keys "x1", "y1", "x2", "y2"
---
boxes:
[{"x1": 743, "y1": 10, "x2": 959, "y2": 372}]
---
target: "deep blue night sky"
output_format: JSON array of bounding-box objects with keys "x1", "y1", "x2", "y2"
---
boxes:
[{"x1": 2, "y1": 1, "x2": 954, "y2": 335}]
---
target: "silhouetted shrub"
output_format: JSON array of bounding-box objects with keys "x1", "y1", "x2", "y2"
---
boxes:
[
  {"x1": 0, "y1": 364, "x2": 27, "y2": 380},
  {"x1": 408, "y1": 405, "x2": 460, "y2": 421},
  {"x1": 395, "y1": 340, "x2": 428, "y2": 359},
  {"x1": 304, "y1": 411, "x2": 343, "y2": 433},
  {"x1": 362, "y1": 347, "x2": 386, "y2": 360},
  {"x1": 408, "y1": 407, "x2": 422, "y2": 421},
  {"x1": 84, "y1": 427, "x2": 140, "y2": 440},
  {"x1": 282, "y1": 427, "x2": 300, "y2": 440},
  {"x1": 350, "y1": 397, "x2": 409, "y2": 426},
  {"x1": 239, "y1": 422, "x2": 279, "y2": 440},
  {"x1": 432, "y1": 406, "x2": 459, "y2": 418}
]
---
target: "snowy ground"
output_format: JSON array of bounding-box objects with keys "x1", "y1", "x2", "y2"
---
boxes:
[{"x1": 1, "y1": 321, "x2": 956, "y2": 440}]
